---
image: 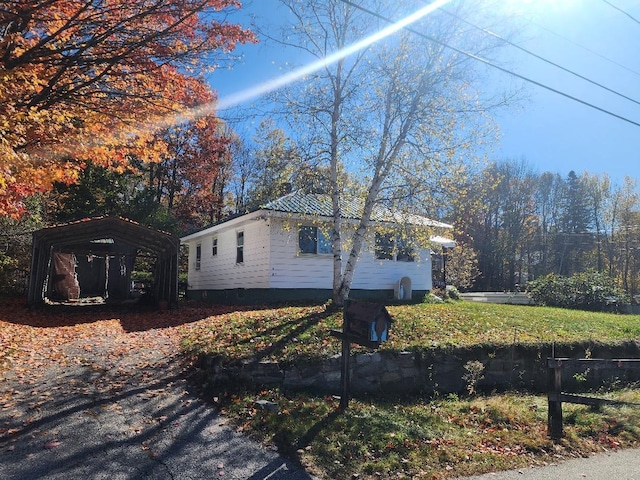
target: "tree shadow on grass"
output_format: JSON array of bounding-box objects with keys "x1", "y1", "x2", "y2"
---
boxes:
[{"x1": 226, "y1": 305, "x2": 341, "y2": 364}]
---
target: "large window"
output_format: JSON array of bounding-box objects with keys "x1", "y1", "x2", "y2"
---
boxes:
[
  {"x1": 298, "y1": 226, "x2": 332, "y2": 254},
  {"x1": 396, "y1": 237, "x2": 415, "y2": 262},
  {"x1": 236, "y1": 231, "x2": 244, "y2": 264},
  {"x1": 374, "y1": 232, "x2": 394, "y2": 260},
  {"x1": 375, "y1": 232, "x2": 414, "y2": 262}
]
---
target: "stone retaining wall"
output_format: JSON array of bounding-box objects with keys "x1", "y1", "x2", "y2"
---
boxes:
[{"x1": 200, "y1": 341, "x2": 640, "y2": 395}]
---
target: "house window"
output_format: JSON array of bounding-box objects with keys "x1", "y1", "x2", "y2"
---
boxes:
[
  {"x1": 374, "y1": 233, "x2": 394, "y2": 260},
  {"x1": 396, "y1": 237, "x2": 415, "y2": 262},
  {"x1": 375, "y1": 233, "x2": 414, "y2": 261},
  {"x1": 236, "y1": 231, "x2": 244, "y2": 264},
  {"x1": 298, "y1": 226, "x2": 332, "y2": 254},
  {"x1": 212, "y1": 237, "x2": 218, "y2": 256},
  {"x1": 195, "y1": 243, "x2": 201, "y2": 270}
]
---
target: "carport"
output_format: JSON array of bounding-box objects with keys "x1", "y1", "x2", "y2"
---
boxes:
[{"x1": 27, "y1": 216, "x2": 180, "y2": 308}]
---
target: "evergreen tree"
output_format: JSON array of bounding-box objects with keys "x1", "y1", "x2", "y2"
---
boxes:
[
  {"x1": 246, "y1": 119, "x2": 301, "y2": 207},
  {"x1": 555, "y1": 171, "x2": 593, "y2": 275}
]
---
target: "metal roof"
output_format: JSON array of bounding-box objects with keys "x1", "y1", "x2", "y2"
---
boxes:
[
  {"x1": 261, "y1": 192, "x2": 453, "y2": 228},
  {"x1": 181, "y1": 192, "x2": 453, "y2": 242},
  {"x1": 33, "y1": 216, "x2": 179, "y2": 257}
]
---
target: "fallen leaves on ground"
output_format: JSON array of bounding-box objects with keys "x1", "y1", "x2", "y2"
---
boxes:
[
  {"x1": 0, "y1": 298, "x2": 244, "y2": 423},
  {"x1": 0, "y1": 299, "x2": 237, "y2": 374},
  {"x1": 0, "y1": 299, "x2": 239, "y2": 456}
]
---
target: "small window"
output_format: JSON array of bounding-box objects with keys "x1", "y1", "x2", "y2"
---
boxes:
[
  {"x1": 212, "y1": 237, "x2": 218, "y2": 256},
  {"x1": 236, "y1": 231, "x2": 244, "y2": 264},
  {"x1": 374, "y1": 233, "x2": 394, "y2": 260},
  {"x1": 298, "y1": 226, "x2": 332, "y2": 254},
  {"x1": 195, "y1": 243, "x2": 201, "y2": 270}
]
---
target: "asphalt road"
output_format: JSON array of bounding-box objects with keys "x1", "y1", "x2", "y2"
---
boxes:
[
  {"x1": 0, "y1": 332, "x2": 313, "y2": 480},
  {"x1": 460, "y1": 447, "x2": 640, "y2": 480}
]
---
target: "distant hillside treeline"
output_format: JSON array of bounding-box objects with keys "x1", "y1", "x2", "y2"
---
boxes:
[
  {"x1": 453, "y1": 160, "x2": 639, "y2": 298},
  {"x1": 1, "y1": 155, "x2": 638, "y2": 299}
]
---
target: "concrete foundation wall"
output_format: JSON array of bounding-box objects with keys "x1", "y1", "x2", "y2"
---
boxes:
[{"x1": 187, "y1": 288, "x2": 429, "y2": 305}]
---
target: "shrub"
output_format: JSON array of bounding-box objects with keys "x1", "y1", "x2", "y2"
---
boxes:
[
  {"x1": 427, "y1": 286, "x2": 462, "y2": 302},
  {"x1": 446, "y1": 285, "x2": 461, "y2": 300},
  {"x1": 526, "y1": 272, "x2": 628, "y2": 312},
  {"x1": 423, "y1": 291, "x2": 444, "y2": 303},
  {"x1": 462, "y1": 360, "x2": 485, "y2": 396}
]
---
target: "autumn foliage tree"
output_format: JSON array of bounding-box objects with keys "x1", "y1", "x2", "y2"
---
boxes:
[
  {"x1": 0, "y1": 0, "x2": 255, "y2": 218},
  {"x1": 51, "y1": 115, "x2": 235, "y2": 233},
  {"x1": 166, "y1": 116, "x2": 235, "y2": 230}
]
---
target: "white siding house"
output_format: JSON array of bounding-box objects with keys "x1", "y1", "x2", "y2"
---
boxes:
[{"x1": 180, "y1": 192, "x2": 454, "y2": 303}]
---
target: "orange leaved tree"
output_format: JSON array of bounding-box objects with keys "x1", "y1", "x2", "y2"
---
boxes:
[{"x1": 0, "y1": 0, "x2": 255, "y2": 217}]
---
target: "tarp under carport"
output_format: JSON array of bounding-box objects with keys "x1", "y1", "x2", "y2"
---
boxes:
[{"x1": 27, "y1": 216, "x2": 180, "y2": 308}]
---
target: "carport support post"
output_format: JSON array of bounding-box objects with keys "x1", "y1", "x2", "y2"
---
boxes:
[{"x1": 339, "y1": 309, "x2": 351, "y2": 412}]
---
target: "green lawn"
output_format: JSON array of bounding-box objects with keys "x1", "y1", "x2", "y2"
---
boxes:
[
  {"x1": 180, "y1": 301, "x2": 640, "y2": 363},
  {"x1": 179, "y1": 300, "x2": 640, "y2": 479}
]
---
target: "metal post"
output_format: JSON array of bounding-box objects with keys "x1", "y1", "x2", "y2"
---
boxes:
[
  {"x1": 442, "y1": 246, "x2": 447, "y2": 288},
  {"x1": 547, "y1": 358, "x2": 564, "y2": 440},
  {"x1": 339, "y1": 307, "x2": 351, "y2": 411}
]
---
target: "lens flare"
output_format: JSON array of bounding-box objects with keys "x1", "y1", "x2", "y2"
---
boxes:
[
  {"x1": 28, "y1": 1, "x2": 452, "y2": 163},
  {"x1": 145, "y1": 0, "x2": 453, "y2": 132}
]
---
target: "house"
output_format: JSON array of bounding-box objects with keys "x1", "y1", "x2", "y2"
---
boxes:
[
  {"x1": 180, "y1": 192, "x2": 454, "y2": 304},
  {"x1": 27, "y1": 216, "x2": 180, "y2": 308}
]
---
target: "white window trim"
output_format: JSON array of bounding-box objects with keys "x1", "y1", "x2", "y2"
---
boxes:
[{"x1": 298, "y1": 225, "x2": 332, "y2": 256}]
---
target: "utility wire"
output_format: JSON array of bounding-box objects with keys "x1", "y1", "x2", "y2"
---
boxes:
[
  {"x1": 601, "y1": 0, "x2": 640, "y2": 26},
  {"x1": 528, "y1": 19, "x2": 640, "y2": 79},
  {"x1": 443, "y1": 8, "x2": 640, "y2": 108},
  {"x1": 336, "y1": 0, "x2": 640, "y2": 129}
]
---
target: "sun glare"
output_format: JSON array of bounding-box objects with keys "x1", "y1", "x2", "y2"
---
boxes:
[
  {"x1": 502, "y1": 0, "x2": 579, "y2": 17},
  {"x1": 143, "y1": 0, "x2": 453, "y2": 134}
]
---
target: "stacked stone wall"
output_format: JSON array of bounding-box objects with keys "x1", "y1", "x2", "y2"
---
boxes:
[{"x1": 200, "y1": 341, "x2": 640, "y2": 395}]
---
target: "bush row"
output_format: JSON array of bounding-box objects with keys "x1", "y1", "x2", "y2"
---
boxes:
[{"x1": 526, "y1": 272, "x2": 629, "y2": 311}]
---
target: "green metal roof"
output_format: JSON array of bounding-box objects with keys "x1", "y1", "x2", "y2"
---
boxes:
[{"x1": 261, "y1": 192, "x2": 452, "y2": 228}]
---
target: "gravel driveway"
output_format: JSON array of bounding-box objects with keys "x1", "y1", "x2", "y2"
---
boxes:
[{"x1": 0, "y1": 308, "x2": 313, "y2": 480}]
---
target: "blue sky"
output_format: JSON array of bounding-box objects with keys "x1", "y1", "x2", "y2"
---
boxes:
[{"x1": 207, "y1": 0, "x2": 640, "y2": 185}]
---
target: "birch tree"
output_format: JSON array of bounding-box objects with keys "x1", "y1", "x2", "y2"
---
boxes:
[{"x1": 275, "y1": 0, "x2": 510, "y2": 304}]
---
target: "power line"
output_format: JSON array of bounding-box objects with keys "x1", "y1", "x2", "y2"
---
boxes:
[
  {"x1": 601, "y1": 0, "x2": 640, "y2": 26},
  {"x1": 336, "y1": 0, "x2": 640, "y2": 129},
  {"x1": 527, "y1": 19, "x2": 640, "y2": 80},
  {"x1": 443, "y1": 8, "x2": 640, "y2": 108}
]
